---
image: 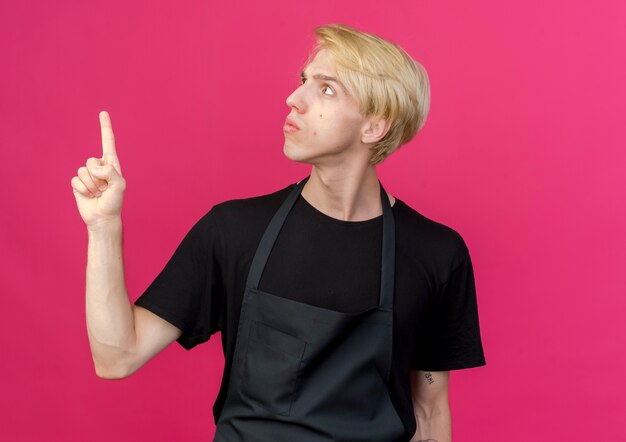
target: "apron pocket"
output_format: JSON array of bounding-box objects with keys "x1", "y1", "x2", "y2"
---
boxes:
[{"x1": 242, "y1": 320, "x2": 306, "y2": 416}]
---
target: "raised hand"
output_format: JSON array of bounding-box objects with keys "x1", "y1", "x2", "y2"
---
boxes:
[{"x1": 71, "y1": 111, "x2": 127, "y2": 230}]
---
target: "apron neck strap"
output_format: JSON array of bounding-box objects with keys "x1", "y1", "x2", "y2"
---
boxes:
[
  {"x1": 379, "y1": 177, "x2": 395, "y2": 311},
  {"x1": 246, "y1": 175, "x2": 395, "y2": 311}
]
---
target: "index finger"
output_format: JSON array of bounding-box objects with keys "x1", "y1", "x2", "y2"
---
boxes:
[{"x1": 99, "y1": 110, "x2": 117, "y2": 160}]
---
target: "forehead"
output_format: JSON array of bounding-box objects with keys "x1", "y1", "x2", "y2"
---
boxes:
[{"x1": 304, "y1": 48, "x2": 337, "y2": 75}]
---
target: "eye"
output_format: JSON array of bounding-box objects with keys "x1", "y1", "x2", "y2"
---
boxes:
[{"x1": 321, "y1": 85, "x2": 335, "y2": 96}]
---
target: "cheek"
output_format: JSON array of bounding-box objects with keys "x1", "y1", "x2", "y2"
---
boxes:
[
  {"x1": 313, "y1": 113, "x2": 323, "y2": 136},
  {"x1": 310, "y1": 112, "x2": 356, "y2": 140}
]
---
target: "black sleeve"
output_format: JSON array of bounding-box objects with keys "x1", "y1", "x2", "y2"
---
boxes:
[
  {"x1": 133, "y1": 207, "x2": 224, "y2": 351},
  {"x1": 413, "y1": 243, "x2": 486, "y2": 371}
]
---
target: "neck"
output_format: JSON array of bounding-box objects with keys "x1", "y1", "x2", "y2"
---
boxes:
[{"x1": 299, "y1": 165, "x2": 395, "y2": 222}]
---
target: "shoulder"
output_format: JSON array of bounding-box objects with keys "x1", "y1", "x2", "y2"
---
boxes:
[
  {"x1": 191, "y1": 181, "x2": 296, "y2": 252},
  {"x1": 210, "y1": 182, "x2": 294, "y2": 224},
  {"x1": 395, "y1": 198, "x2": 470, "y2": 281},
  {"x1": 181, "y1": 181, "x2": 295, "y2": 234}
]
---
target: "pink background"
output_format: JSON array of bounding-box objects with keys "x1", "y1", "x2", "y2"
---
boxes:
[{"x1": 1, "y1": 0, "x2": 624, "y2": 440}]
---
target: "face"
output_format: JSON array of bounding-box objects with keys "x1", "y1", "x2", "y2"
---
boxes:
[{"x1": 283, "y1": 49, "x2": 368, "y2": 165}]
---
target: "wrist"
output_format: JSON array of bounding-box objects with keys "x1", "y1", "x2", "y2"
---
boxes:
[{"x1": 87, "y1": 217, "x2": 123, "y2": 235}]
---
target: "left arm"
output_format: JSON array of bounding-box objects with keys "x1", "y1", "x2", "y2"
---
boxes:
[{"x1": 409, "y1": 369, "x2": 451, "y2": 442}]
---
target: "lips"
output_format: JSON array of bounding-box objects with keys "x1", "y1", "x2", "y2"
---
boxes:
[{"x1": 285, "y1": 117, "x2": 300, "y2": 130}]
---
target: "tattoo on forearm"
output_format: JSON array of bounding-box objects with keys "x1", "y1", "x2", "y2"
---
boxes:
[{"x1": 424, "y1": 371, "x2": 434, "y2": 384}]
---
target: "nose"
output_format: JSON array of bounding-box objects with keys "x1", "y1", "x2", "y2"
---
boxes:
[{"x1": 286, "y1": 85, "x2": 306, "y2": 113}]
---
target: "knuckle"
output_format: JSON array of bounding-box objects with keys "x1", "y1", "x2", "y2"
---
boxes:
[{"x1": 81, "y1": 176, "x2": 95, "y2": 188}]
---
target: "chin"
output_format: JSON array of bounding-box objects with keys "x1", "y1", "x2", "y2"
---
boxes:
[{"x1": 283, "y1": 142, "x2": 314, "y2": 164}]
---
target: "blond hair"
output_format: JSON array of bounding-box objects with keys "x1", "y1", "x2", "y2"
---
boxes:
[{"x1": 305, "y1": 24, "x2": 431, "y2": 165}]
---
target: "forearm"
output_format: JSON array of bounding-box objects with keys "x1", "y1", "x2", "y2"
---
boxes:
[
  {"x1": 85, "y1": 218, "x2": 135, "y2": 378},
  {"x1": 411, "y1": 400, "x2": 452, "y2": 442}
]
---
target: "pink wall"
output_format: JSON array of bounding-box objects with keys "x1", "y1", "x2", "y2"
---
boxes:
[{"x1": 1, "y1": 0, "x2": 624, "y2": 440}]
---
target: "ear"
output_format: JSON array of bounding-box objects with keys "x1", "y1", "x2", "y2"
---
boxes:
[{"x1": 360, "y1": 116, "x2": 391, "y2": 144}]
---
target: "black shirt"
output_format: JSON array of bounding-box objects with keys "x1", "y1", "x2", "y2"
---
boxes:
[{"x1": 134, "y1": 181, "x2": 486, "y2": 440}]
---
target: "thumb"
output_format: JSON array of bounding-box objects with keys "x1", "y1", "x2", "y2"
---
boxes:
[{"x1": 90, "y1": 163, "x2": 124, "y2": 186}]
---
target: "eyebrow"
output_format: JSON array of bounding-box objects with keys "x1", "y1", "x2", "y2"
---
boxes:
[{"x1": 300, "y1": 69, "x2": 346, "y2": 93}]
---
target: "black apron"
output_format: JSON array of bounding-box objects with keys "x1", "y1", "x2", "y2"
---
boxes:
[{"x1": 213, "y1": 175, "x2": 405, "y2": 442}]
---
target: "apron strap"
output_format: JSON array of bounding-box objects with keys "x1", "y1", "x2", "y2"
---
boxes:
[
  {"x1": 379, "y1": 178, "x2": 395, "y2": 311},
  {"x1": 245, "y1": 176, "x2": 310, "y2": 290},
  {"x1": 246, "y1": 175, "x2": 395, "y2": 311}
]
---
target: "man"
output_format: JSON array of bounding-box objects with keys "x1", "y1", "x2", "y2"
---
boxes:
[{"x1": 72, "y1": 23, "x2": 485, "y2": 442}]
